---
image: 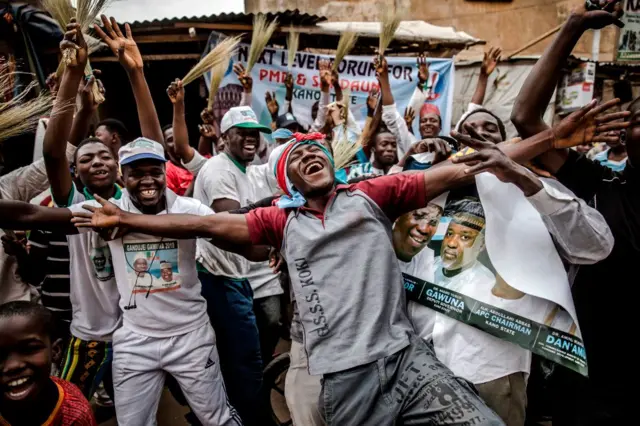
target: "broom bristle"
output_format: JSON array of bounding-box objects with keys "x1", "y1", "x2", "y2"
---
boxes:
[
  {"x1": 41, "y1": 0, "x2": 74, "y2": 29},
  {"x1": 208, "y1": 58, "x2": 230, "y2": 109},
  {"x1": 332, "y1": 30, "x2": 358, "y2": 72},
  {"x1": 183, "y1": 36, "x2": 240, "y2": 86},
  {"x1": 247, "y1": 14, "x2": 278, "y2": 73},
  {"x1": 287, "y1": 27, "x2": 299, "y2": 72},
  {"x1": 379, "y1": 9, "x2": 401, "y2": 56},
  {"x1": 76, "y1": 0, "x2": 113, "y2": 32},
  {"x1": 0, "y1": 80, "x2": 59, "y2": 142},
  {"x1": 331, "y1": 91, "x2": 362, "y2": 170}
]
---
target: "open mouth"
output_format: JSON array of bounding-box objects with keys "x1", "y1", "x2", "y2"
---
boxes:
[
  {"x1": 139, "y1": 189, "x2": 158, "y2": 200},
  {"x1": 4, "y1": 376, "x2": 35, "y2": 401},
  {"x1": 408, "y1": 232, "x2": 428, "y2": 247},
  {"x1": 92, "y1": 169, "x2": 110, "y2": 179},
  {"x1": 243, "y1": 144, "x2": 257, "y2": 154},
  {"x1": 303, "y1": 161, "x2": 324, "y2": 176}
]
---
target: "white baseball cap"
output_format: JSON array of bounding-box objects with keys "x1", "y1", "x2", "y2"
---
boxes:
[
  {"x1": 118, "y1": 137, "x2": 167, "y2": 165},
  {"x1": 220, "y1": 106, "x2": 272, "y2": 134}
]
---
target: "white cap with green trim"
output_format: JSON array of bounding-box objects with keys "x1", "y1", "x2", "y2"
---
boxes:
[{"x1": 220, "y1": 106, "x2": 272, "y2": 134}]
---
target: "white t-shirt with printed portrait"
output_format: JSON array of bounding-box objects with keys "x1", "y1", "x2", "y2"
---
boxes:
[
  {"x1": 62, "y1": 183, "x2": 122, "y2": 342},
  {"x1": 74, "y1": 189, "x2": 211, "y2": 338}
]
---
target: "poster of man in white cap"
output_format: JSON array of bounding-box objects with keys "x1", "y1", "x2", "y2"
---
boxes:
[
  {"x1": 124, "y1": 240, "x2": 181, "y2": 295},
  {"x1": 396, "y1": 194, "x2": 586, "y2": 377}
]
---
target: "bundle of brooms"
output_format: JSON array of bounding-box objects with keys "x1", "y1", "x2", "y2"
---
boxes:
[
  {"x1": 332, "y1": 30, "x2": 358, "y2": 72},
  {"x1": 246, "y1": 14, "x2": 278, "y2": 74},
  {"x1": 331, "y1": 90, "x2": 364, "y2": 171},
  {"x1": 42, "y1": 0, "x2": 112, "y2": 104},
  {"x1": 378, "y1": 9, "x2": 401, "y2": 58},
  {"x1": 287, "y1": 27, "x2": 299, "y2": 72},
  {"x1": 0, "y1": 64, "x2": 70, "y2": 142}
]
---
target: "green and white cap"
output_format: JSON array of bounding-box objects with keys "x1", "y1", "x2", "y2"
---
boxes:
[
  {"x1": 220, "y1": 106, "x2": 272, "y2": 134},
  {"x1": 119, "y1": 137, "x2": 167, "y2": 165}
]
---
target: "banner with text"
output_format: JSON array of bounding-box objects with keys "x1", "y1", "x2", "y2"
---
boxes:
[
  {"x1": 617, "y1": 0, "x2": 640, "y2": 61},
  {"x1": 395, "y1": 191, "x2": 588, "y2": 376},
  {"x1": 204, "y1": 34, "x2": 454, "y2": 138}
]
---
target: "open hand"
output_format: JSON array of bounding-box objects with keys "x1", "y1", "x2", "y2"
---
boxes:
[
  {"x1": 265, "y1": 91, "x2": 279, "y2": 117},
  {"x1": 411, "y1": 138, "x2": 451, "y2": 164},
  {"x1": 417, "y1": 54, "x2": 429, "y2": 85},
  {"x1": 404, "y1": 106, "x2": 416, "y2": 129},
  {"x1": 71, "y1": 194, "x2": 127, "y2": 240},
  {"x1": 451, "y1": 125, "x2": 543, "y2": 195},
  {"x1": 233, "y1": 63, "x2": 252, "y2": 92},
  {"x1": 319, "y1": 59, "x2": 331, "y2": 91},
  {"x1": 94, "y1": 15, "x2": 143, "y2": 72},
  {"x1": 481, "y1": 46, "x2": 502, "y2": 76},
  {"x1": 199, "y1": 124, "x2": 217, "y2": 139},
  {"x1": 166, "y1": 79, "x2": 184, "y2": 104},
  {"x1": 60, "y1": 19, "x2": 88, "y2": 72},
  {"x1": 552, "y1": 98, "x2": 630, "y2": 149}
]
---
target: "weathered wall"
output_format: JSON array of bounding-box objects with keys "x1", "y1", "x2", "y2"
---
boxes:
[{"x1": 245, "y1": 0, "x2": 619, "y2": 60}]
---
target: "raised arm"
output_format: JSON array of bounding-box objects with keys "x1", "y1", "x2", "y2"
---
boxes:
[
  {"x1": 511, "y1": 3, "x2": 623, "y2": 138},
  {"x1": 471, "y1": 46, "x2": 501, "y2": 106},
  {"x1": 234, "y1": 63, "x2": 253, "y2": 107},
  {"x1": 94, "y1": 16, "x2": 163, "y2": 145},
  {"x1": 0, "y1": 201, "x2": 75, "y2": 233},
  {"x1": 167, "y1": 79, "x2": 195, "y2": 163},
  {"x1": 44, "y1": 22, "x2": 88, "y2": 205}
]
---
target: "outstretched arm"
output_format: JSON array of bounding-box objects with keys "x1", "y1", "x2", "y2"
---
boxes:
[
  {"x1": 471, "y1": 46, "x2": 501, "y2": 106},
  {"x1": 44, "y1": 21, "x2": 87, "y2": 205},
  {"x1": 0, "y1": 201, "x2": 75, "y2": 233},
  {"x1": 72, "y1": 195, "x2": 252, "y2": 246},
  {"x1": 94, "y1": 15, "x2": 163, "y2": 145}
]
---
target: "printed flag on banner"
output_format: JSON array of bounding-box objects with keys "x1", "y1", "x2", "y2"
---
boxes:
[{"x1": 203, "y1": 32, "x2": 454, "y2": 139}]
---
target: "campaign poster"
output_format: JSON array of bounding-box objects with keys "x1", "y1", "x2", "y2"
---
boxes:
[
  {"x1": 395, "y1": 188, "x2": 588, "y2": 377},
  {"x1": 203, "y1": 32, "x2": 454, "y2": 140},
  {"x1": 123, "y1": 240, "x2": 181, "y2": 295},
  {"x1": 617, "y1": 0, "x2": 640, "y2": 61}
]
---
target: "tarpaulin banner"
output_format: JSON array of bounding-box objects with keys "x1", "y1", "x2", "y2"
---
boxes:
[
  {"x1": 394, "y1": 184, "x2": 588, "y2": 377},
  {"x1": 204, "y1": 34, "x2": 454, "y2": 138}
]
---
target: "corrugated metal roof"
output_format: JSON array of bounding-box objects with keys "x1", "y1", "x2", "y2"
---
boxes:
[{"x1": 126, "y1": 9, "x2": 326, "y2": 28}]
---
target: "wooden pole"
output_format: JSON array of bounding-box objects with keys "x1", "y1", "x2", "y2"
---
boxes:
[{"x1": 506, "y1": 24, "x2": 563, "y2": 59}]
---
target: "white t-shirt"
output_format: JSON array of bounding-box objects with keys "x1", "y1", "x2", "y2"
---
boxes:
[
  {"x1": 400, "y1": 247, "x2": 437, "y2": 341},
  {"x1": 193, "y1": 153, "x2": 254, "y2": 279},
  {"x1": 63, "y1": 183, "x2": 122, "y2": 341},
  {"x1": 246, "y1": 164, "x2": 282, "y2": 299},
  {"x1": 430, "y1": 260, "x2": 553, "y2": 384},
  {"x1": 75, "y1": 189, "x2": 211, "y2": 338}
]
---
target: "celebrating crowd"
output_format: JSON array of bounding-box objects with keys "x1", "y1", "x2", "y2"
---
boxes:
[{"x1": 0, "y1": 1, "x2": 637, "y2": 426}]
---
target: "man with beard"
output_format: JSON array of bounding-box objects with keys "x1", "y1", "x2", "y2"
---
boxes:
[{"x1": 70, "y1": 103, "x2": 620, "y2": 424}]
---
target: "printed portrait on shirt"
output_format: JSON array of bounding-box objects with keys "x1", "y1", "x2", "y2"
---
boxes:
[
  {"x1": 123, "y1": 240, "x2": 181, "y2": 295},
  {"x1": 90, "y1": 239, "x2": 114, "y2": 282}
]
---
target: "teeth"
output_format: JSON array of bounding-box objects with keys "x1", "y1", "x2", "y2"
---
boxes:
[
  {"x1": 141, "y1": 190, "x2": 156, "y2": 196},
  {"x1": 8, "y1": 388, "x2": 30, "y2": 398},
  {"x1": 8, "y1": 378, "x2": 28, "y2": 387}
]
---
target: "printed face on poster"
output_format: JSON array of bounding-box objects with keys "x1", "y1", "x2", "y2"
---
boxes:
[
  {"x1": 395, "y1": 192, "x2": 588, "y2": 377},
  {"x1": 124, "y1": 240, "x2": 181, "y2": 295},
  {"x1": 617, "y1": 0, "x2": 640, "y2": 61},
  {"x1": 203, "y1": 34, "x2": 454, "y2": 139}
]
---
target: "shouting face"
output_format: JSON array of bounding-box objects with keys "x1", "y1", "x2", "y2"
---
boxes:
[
  {"x1": 224, "y1": 127, "x2": 260, "y2": 164},
  {"x1": 393, "y1": 204, "x2": 443, "y2": 262},
  {"x1": 75, "y1": 141, "x2": 118, "y2": 194},
  {"x1": 123, "y1": 160, "x2": 166, "y2": 212},
  {"x1": 287, "y1": 143, "x2": 335, "y2": 198},
  {"x1": 0, "y1": 315, "x2": 55, "y2": 407},
  {"x1": 441, "y1": 221, "x2": 484, "y2": 270}
]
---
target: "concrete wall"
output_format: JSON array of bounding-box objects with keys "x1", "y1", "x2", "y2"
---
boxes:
[{"x1": 245, "y1": 0, "x2": 619, "y2": 60}]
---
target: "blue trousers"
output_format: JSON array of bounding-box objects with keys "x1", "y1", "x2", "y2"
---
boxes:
[{"x1": 199, "y1": 268, "x2": 264, "y2": 426}]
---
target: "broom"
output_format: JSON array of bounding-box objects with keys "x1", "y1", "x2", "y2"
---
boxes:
[
  {"x1": 331, "y1": 90, "x2": 362, "y2": 170},
  {"x1": 207, "y1": 58, "x2": 230, "y2": 109},
  {"x1": 378, "y1": 9, "x2": 401, "y2": 57},
  {"x1": 183, "y1": 36, "x2": 240, "y2": 86},
  {"x1": 332, "y1": 30, "x2": 358, "y2": 72},
  {"x1": 246, "y1": 14, "x2": 278, "y2": 73},
  {"x1": 43, "y1": 0, "x2": 109, "y2": 103},
  {"x1": 287, "y1": 27, "x2": 299, "y2": 72}
]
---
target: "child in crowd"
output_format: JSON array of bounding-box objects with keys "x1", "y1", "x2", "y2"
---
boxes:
[{"x1": 0, "y1": 301, "x2": 97, "y2": 426}]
